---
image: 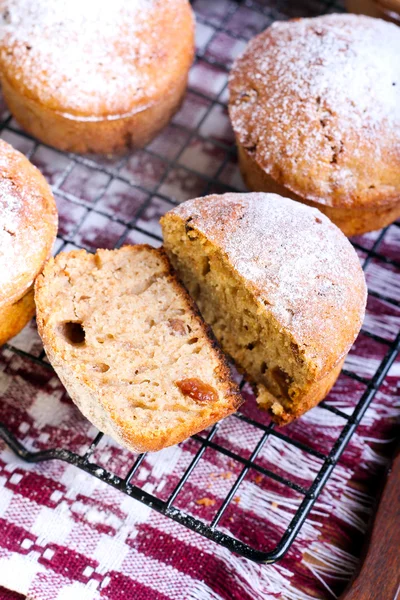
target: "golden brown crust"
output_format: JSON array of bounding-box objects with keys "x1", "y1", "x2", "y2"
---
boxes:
[
  {"x1": 0, "y1": 73, "x2": 189, "y2": 155},
  {"x1": 0, "y1": 0, "x2": 194, "y2": 153},
  {"x1": 35, "y1": 246, "x2": 242, "y2": 453},
  {"x1": 229, "y1": 14, "x2": 400, "y2": 236},
  {"x1": 255, "y1": 358, "x2": 345, "y2": 425},
  {"x1": 0, "y1": 285, "x2": 35, "y2": 345},
  {"x1": 237, "y1": 143, "x2": 400, "y2": 237},
  {"x1": 0, "y1": 138, "x2": 57, "y2": 343}
]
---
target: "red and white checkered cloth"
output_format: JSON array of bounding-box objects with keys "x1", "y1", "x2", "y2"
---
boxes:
[
  {"x1": 0, "y1": 0, "x2": 399, "y2": 597},
  {"x1": 0, "y1": 329, "x2": 398, "y2": 600}
]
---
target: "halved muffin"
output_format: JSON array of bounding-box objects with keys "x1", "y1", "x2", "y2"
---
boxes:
[
  {"x1": 35, "y1": 246, "x2": 242, "y2": 452},
  {"x1": 161, "y1": 192, "x2": 367, "y2": 424}
]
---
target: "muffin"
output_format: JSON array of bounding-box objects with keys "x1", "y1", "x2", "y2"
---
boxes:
[
  {"x1": 228, "y1": 14, "x2": 400, "y2": 236},
  {"x1": 161, "y1": 192, "x2": 367, "y2": 425},
  {"x1": 0, "y1": 139, "x2": 57, "y2": 345},
  {"x1": 0, "y1": 0, "x2": 195, "y2": 154},
  {"x1": 35, "y1": 246, "x2": 242, "y2": 452}
]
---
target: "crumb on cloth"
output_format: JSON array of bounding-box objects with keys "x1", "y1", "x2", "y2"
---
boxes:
[{"x1": 196, "y1": 497, "x2": 216, "y2": 507}]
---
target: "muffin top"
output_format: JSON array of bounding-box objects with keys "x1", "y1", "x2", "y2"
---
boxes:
[
  {"x1": 229, "y1": 14, "x2": 400, "y2": 209},
  {"x1": 165, "y1": 192, "x2": 367, "y2": 374},
  {"x1": 0, "y1": 0, "x2": 194, "y2": 118},
  {"x1": 0, "y1": 139, "x2": 57, "y2": 305}
]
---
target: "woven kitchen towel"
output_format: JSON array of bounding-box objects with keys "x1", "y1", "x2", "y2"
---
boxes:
[{"x1": 0, "y1": 327, "x2": 398, "y2": 600}]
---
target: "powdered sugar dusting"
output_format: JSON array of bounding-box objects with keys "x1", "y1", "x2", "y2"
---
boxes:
[
  {"x1": 229, "y1": 14, "x2": 400, "y2": 206},
  {"x1": 0, "y1": 177, "x2": 23, "y2": 292},
  {"x1": 172, "y1": 193, "x2": 367, "y2": 370},
  {"x1": 0, "y1": 181, "x2": 35, "y2": 298},
  {"x1": 0, "y1": 140, "x2": 57, "y2": 302},
  {"x1": 0, "y1": 0, "x2": 189, "y2": 117}
]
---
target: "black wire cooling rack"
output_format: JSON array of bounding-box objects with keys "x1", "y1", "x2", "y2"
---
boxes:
[{"x1": 0, "y1": 0, "x2": 399, "y2": 564}]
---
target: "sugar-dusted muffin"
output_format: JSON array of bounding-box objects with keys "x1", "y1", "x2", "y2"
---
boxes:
[
  {"x1": 0, "y1": 139, "x2": 57, "y2": 345},
  {"x1": 35, "y1": 246, "x2": 242, "y2": 452},
  {"x1": 0, "y1": 0, "x2": 195, "y2": 154},
  {"x1": 161, "y1": 193, "x2": 367, "y2": 425},
  {"x1": 228, "y1": 14, "x2": 400, "y2": 236}
]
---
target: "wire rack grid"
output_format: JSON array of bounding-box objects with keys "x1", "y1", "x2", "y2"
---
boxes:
[{"x1": 0, "y1": 0, "x2": 399, "y2": 564}]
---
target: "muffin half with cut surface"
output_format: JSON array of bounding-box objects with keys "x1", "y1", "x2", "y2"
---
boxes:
[
  {"x1": 35, "y1": 245, "x2": 242, "y2": 453},
  {"x1": 161, "y1": 192, "x2": 367, "y2": 425}
]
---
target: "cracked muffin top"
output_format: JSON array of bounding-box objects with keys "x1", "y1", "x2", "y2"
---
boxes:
[
  {"x1": 228, "y1": 14, "x2": 400, "y2": 210},
  {"x1": 0, "y1": 139, "x2": 57, "y2": 307}
]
